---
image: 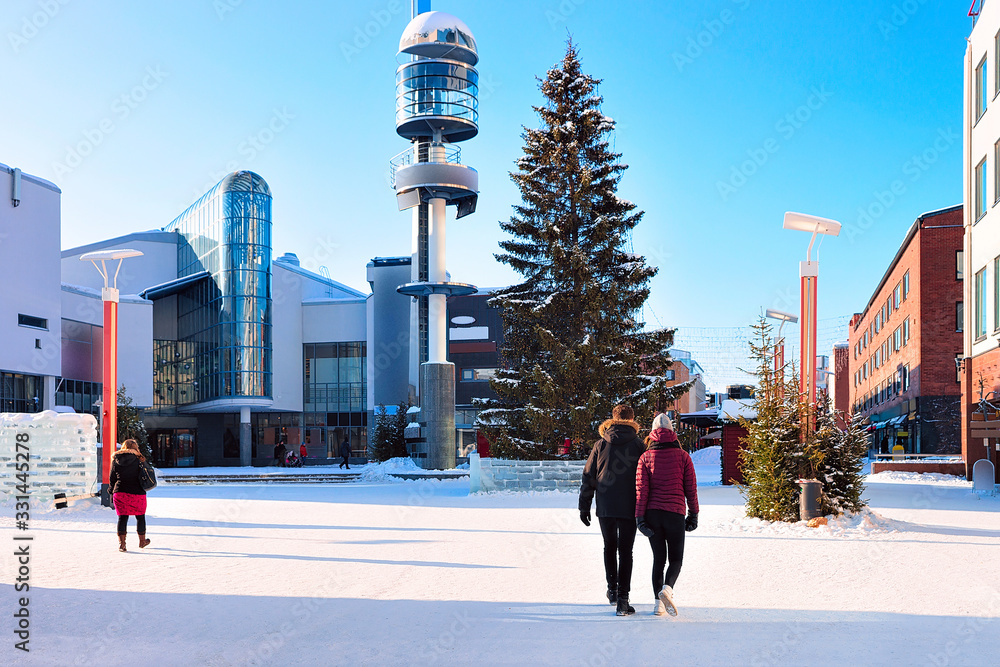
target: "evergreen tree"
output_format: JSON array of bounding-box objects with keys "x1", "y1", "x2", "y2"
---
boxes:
[
  {"x1": 812, "y1": 396, "x2": 868, "y2": 515},
  {"x1": 369, "y1": 401, "x2": 411, "y2": 463},
  {"x1": 739, "y1": 317, "x2": 868, "y2": 521},
  {"x1": 477, "y1": 40, "x2": 687, "y2": 459},
  {"x1": 738, "y1": 318, "x2": 805, "y2": 522},
  {"x1": 117, "y1": 385, "x2": 152, "y2": 462}
]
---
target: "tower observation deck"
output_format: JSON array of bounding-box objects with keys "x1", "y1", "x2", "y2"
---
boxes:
[{"x1": 391, "y1": 7, "x2": 479, "y2": 469}]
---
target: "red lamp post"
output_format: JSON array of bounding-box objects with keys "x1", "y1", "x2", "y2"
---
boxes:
[
  {"x1": 80, "y1": 249, "x2": 143, "y2": 506},
  {"x1": 782, "y1": 213, "x2": 840, "y2": 436}
]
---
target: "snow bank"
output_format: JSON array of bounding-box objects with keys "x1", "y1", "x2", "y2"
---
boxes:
[
  {"x1": 359, "y1": 457, "x2": 421, "y2": 482},
  {"x1": 718, "y1": 508, "x2": 902, "y2": 537},
  {"x1": 690, "y1": 445, "x2": 720, "y2": 466},
  {"x1": 866, "y1": 470, "x2": 973, "y2": 487}
]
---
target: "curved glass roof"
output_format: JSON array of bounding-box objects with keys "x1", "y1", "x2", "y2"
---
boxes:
[
  {"x1": 399, "y1": 11, "x2": 478, "y2": 65},
  {"x1": 163, "y1": 170, "x2": 271, "y2": 232}
]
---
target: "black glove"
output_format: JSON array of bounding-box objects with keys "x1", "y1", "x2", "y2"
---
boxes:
[
  {"x1": 685, "y1": 513, "x2": 698, "y2": 532},
  {"x1": 636, "y1": 516, "x2": 654, "y2": 538},
  {"x1": 580, "y1": 510, "x2": 591, "y2": 527}
]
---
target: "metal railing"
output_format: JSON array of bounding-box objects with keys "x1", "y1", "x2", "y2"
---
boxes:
[{"x1": 388, "y1": 142, "x2": 462, "y2": 189}]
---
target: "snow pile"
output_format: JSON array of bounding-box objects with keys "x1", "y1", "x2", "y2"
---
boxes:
[
  {"x1": 718, "y1": 508, "x2": 901, "y2": 538},
  {"x1": 359, "y1": 457, "x2": 421, "y2": 482},
  {"x1": 690, "y1": 445, "x2": 721, "y2": 466},
  {"x1": 866, "y1": 470, "x2": 972, "y2": 487}
]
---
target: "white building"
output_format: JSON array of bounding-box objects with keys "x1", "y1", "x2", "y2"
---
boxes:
[{"x1": 963, "y1": 2, "x2": 1000, "y2": 475}]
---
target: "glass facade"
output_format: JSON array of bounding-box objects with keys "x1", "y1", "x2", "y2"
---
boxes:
[
  {"x1": 303, "y1": 343, "x2": 368, "y2": 456},
  {"x1": 1, "y1": 372, "x2": 43, "y2": 413},
  {"x1": 396, "y1": 59, "x2": 479, "y2": 128},
  {"x1": 162, "y1": 171, "x2": 273, "y2": 401}
]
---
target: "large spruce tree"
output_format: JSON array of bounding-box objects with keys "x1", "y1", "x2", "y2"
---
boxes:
[{"x1": 477, "y1": 41, "x2": 686, "y2": 459}]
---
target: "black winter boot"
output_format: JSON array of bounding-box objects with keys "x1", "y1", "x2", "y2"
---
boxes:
[
  {"x1": 606, "y1": 588, "x2": 617, "y2": 605},
  {"x1": 615, "y1": 595, "x2": 635, "y2": 616}
]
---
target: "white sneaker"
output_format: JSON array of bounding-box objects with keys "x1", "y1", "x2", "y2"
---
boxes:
[
  {"x1": 658, "y1": 585, "x2": 678, "y2": 617},
  {"x1": 653, "y1": 598, "x2": 667, "y2": 616}
]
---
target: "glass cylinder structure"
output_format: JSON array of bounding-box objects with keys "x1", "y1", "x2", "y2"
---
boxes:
[{"x1": 395, "y1": 58, "x2": 479, "y2": 141}]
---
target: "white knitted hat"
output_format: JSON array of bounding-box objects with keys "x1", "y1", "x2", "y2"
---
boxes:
[{"x1": 652, "y1": 413, "x2": 674, "y2": 431}]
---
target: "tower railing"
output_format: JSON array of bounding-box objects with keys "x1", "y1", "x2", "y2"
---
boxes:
[{"x1": 388, "y1": 142, "x2": 462, "y2": 189}]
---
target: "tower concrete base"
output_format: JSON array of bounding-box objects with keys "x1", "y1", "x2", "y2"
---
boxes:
[{"x1": 409, "y1": 361, "x2": 456, "y2": 470}]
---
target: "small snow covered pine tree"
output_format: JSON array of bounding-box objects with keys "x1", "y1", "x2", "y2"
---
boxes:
[
  {"x1": 478, "y1": 40, "x2": 687, "y2": 459},
  {"x1": 811, "y1": 395, "x2": 868, "y2": 515},
  {"x1": 117, "y1": 385, "x2": 152, "y2": 461},
  {"x1": 370, "y1": 405, "x2": 394, "y2": 463},
  {"x1": 738, "y1": 318, "x2": 805, "y2": 522}
]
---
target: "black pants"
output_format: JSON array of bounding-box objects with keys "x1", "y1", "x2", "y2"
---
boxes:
[
  {"x1": 645, "y1": 509, "x2": 686, "y2": 596},
  {"x1": 117, "y1": 514, "x2": 146, "y2": 535},
  {"x1": 598, "y1": 517, "x2": 636, "y2": 597},
  {"x1": 340, "y1": 455, "x2": 350, "y2": 469}
]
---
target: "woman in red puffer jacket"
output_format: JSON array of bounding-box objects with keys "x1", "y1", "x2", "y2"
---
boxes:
[{"x1": 635, "y1": 413, "x2": 698, "y2": 617}]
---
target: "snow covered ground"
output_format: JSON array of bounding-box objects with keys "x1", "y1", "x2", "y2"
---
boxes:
[{"x1": 3, "y1": 456, "x2": 999, "y2": 666}]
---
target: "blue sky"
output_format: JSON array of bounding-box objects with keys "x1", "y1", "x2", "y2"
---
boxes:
[{"x1": 1, "y1": 0, "x2": 970, "y2": 331}]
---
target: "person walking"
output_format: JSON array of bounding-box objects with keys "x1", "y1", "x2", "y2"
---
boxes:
[
  {"x1": 273, "y1": 441, "x2": 287, "y2": 467},
  {"x1": 579, "y1": 404, "x2": 645, "y2": 616},
  {"x1": 339, "y1": 437, "x2": 352, "y2": 469},
  {"x1": 635, "y1": 414, "x2": 698, "y2": 617},
  {"x1": 299, "y1": 443, "x2": 308, "y2": 461},
  {"x1": 109, "y1": 439, "x2": 152, "y2": 553}
]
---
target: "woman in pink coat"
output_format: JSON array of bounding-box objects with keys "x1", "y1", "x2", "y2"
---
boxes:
[{"x1": 635, "y1": 414, "x2": 698, "y2": 616}]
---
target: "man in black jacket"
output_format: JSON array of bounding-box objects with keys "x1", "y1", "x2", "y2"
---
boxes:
[{"x1": 579, "y1": 404, "x2": 645, "y2": 616}]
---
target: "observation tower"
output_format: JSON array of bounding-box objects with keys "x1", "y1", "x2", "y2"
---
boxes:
[{"x1": 390, "y1": 3, "x2": 479, "y2": 468}]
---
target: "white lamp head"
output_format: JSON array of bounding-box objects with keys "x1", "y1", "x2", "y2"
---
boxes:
[
  {"x1": 765, "y1": 308, "x2": 799, "y2": 324},
  {"x1": 782, "y1": 212, "x2": 841, "y2": 236},
  {"x1": 79, "y1": 249, "x2": 144, "y2": 261}
]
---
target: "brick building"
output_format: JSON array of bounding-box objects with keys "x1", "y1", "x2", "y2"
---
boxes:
[
  {"x1": 848, "y1": 206, "x2": 963, "y2": 455},
  {"x1": 830, "y1": 342, "x2": 849, "y2": 430},
  {"x1": 663, "y1": 349, "x2": 706, "y2": 415}
]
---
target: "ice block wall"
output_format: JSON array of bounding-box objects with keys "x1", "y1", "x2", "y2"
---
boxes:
[{"x1": 0, "y1": 411, "x2": 99, "y2": 502}]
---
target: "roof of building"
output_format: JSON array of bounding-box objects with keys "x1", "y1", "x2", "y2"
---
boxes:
[
  {"x1": 852, "y1": 204, "x2": 962, "y2": 328},
  {"x1": 274, "y1": 257, "x2": 368, "y2": 298},
  {"x1": 0, "y1": 162, "x2": 61, "y2": 194},
  {"x1": 61, "y1": 230, "x2": 177, "y2": 259},
  {"x1": 163, "y1": 171, "x2": 271, "y2": 233}
]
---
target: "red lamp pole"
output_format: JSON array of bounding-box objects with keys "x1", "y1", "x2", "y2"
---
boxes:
[{"x1": 81, "y1": 249, "x2": 143, "y2": 507}]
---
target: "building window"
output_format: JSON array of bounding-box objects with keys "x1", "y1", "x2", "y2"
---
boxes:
[
  {"x1": 893, "y1": 284, "x2": 901, "y2": 309},
  {"x1": 902, "y1": 270, "x2": 910, "y2": 299},
  {"x1": 17, "y1": 314, "x2": 48, "y2": 330},
  {"x1": 902, "y1": 364, "x2": 910, "y2": 393},
  {"x1": 977, "y1": 55, "x2": 988, "y2": 120},
  {"x1": 977, "y1": 158, "x2": 988, "y2": 220},
  {"x1": 893, "y1": 327, "x2": 901, "y2": 352},
  {"x1": 976, "y1": 268, "x2": 987, "y2": 339},
  {"x1": 902, "y1": 317, "x2": 910, "y2": 346},
  {"x1": 995, "y1": 257, "x2": 1000, "y2": 331},
  {"x1": 664, "y1": 369, "x2": 676, "y2": 380},
  {"x1": 995, "y1": 139, "x2": 1000, "y2": 203},
  {"x1": 957, "y1": 301, "x2": 964, "y2": 333},
  {"x1": 0, "y1": 372, "x2": 43, "y2": 413},
  {"x1": 958, "y1": 251, "x2": 964, "y2": 280},
  {"x1": 462, "y1": 368, "x2": 497, "y2": 381}
]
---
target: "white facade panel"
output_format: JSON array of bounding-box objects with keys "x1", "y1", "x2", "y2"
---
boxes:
[
  {"x1": 271, "y1": 263, "x2": 304, "y2": 412},
  {"x1": 302, "y1": 301, "x2": 368, "y2": 343},
  {"x1": 0, "y1": 166, "x2": 63, "y2": 380}
]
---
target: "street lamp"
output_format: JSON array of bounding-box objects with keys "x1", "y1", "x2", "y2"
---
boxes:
[
  {"x1": 80, "y1": 249, "x2": 143, "y2": 506},
  {"x1": 782, "y1": 212, "x2": 841, "y2": 434},
  {"x1": 765, "y1": 309, "x2": 798, "y2": 397}
]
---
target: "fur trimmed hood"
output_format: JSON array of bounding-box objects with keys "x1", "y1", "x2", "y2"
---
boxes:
[
  {"x1": 598, "y1": 418, "x2": 642, "y2": 438},
  {"x1": 112, "y1": 449, "x2": 143, "y2": 461}
]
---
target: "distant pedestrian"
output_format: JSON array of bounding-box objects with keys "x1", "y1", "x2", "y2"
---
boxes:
[
  {"x1": 299, "y1": 443, "x2": 308, "y2": 460},
  {"x1": 339, "y1": 438, "x2": 352, "y2": 469},
  {"x1": 579, "y1": 404, "x2": 645, "y2": 616},
  {"x1": 635, "y1": 414, "x2": 699, "y2": 617},
  {"x1": 109, "y1": 439, "x2": 152, "y2": 552},
  {"x1": 273, "y1": 442, "x2": 287, "y2": 467}
]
